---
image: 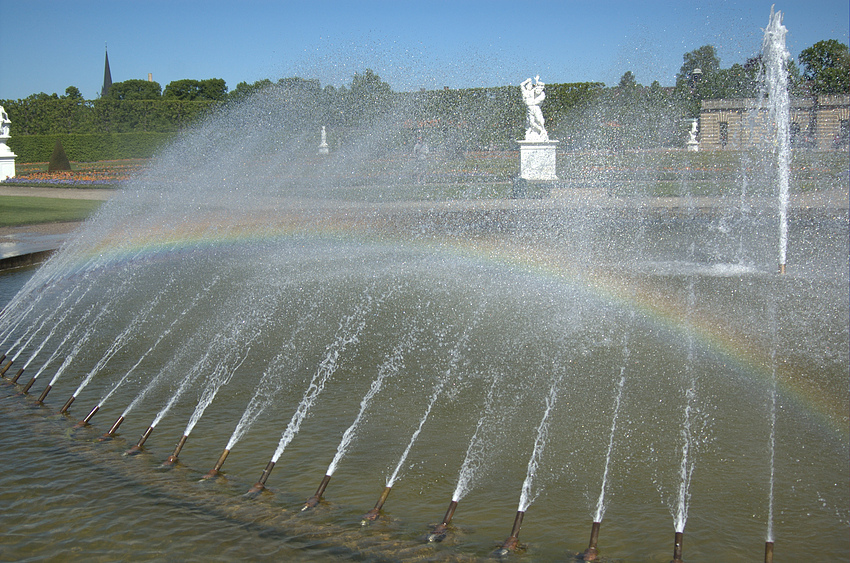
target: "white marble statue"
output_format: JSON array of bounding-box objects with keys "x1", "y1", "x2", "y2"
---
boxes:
[
  {"x1": 0, "y1": 106, "x2": 10, "y2": 137},
  {"x1": 318, "y1": 125, "x2": 329, "y2": 154},
  {"x1": 521, "y1": 76, "x2": 548, "y2": 141}
]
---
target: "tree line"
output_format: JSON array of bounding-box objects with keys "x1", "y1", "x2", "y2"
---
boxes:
[{"x1": 1, "y1": 40, "x2": 846, "y2": 151}]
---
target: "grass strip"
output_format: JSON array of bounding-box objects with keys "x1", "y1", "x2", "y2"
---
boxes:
[{"x1": 0, "y1": 196, "x2": 103, "y2": 227}]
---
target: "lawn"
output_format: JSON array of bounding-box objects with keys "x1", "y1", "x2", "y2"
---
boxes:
[{"x1": 0, "y1": 196, "x2": 103, "y2": 227}]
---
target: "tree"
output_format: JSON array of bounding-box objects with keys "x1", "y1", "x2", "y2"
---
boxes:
[
  {"x1": 228, "y1": 78, "x2": 273, "y2": 102},
  {"x1": 63, "y1": 86, "x2": 83, "y2": 100},
  {"x1": 798, "y1": 40, "x2": 850, "y2": 94},
  {"x1": 106, "y1": 79, "x2": 162, "y2": 100},
  {"x1": 48, "y1": 139, "x2": 72, "y2": 171},
  {"x1": 347, "y1": 69, "x2": 394, "y2": 125},
  {"x1": 618, "y1": 71, "x2": 638, "y2": 91},
  {"x1": 163, "y1": 78, "x2": 227, "y2": 101},
  {"x1": 674, "y1": 45, "x2": 722, "y2": 117},
  {"x1": 677, "y1": 45, "x2": 721, "y2": 85}
]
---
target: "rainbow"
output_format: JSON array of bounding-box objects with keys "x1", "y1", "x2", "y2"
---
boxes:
[{"x1": 48, "y1": 206, "x2": 849, "y2": 442}]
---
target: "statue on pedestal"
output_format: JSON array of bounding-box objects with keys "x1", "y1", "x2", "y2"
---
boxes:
[
  {"x1": 0, "y1": 106, "x2": 11, "y2": 137},
  {"x1": 521, "y1": 77, "x2": 548, "y2": 142},
  {"x1": 0, "y1": 105, "x2": 17, "y2": 181}
]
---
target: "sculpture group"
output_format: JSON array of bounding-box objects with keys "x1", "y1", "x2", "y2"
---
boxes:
[
  {"x1": 0, "y1": 106, "x2": 17, "y2": 181},
  {"x1": 517, "y1": 77, "x2": 557, "y2": 182}
]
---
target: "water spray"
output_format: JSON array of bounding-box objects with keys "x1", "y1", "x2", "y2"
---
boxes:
[
  {"x1": 582, "y1": 521, "x2": 601, "y2": 561},
  {"x1": 495, "y1": 510, "x2": 525, "y2": 556},
  {"x1": 125, "y1": 425, "x2": 154, "y2": 455},
  {"x1": 162, "y1": 434, "x2": 189, "y2": 466},
  {"x1": 361, "y1": 485, "x2": 392, "y2": 523},
  {"x1": 302, "y1": 474, "x2": 332, "y2": 511},
  {"x1": 426, "y1": 499, "x2": 458, "y2": 542}
]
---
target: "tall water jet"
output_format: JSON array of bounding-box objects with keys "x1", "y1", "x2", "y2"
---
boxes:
[{"x1": 761, "y1": 5, "x2": 791, "y2": 274}]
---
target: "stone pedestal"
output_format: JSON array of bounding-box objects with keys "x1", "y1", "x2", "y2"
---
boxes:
[
  {"x1": 0, "y1": 136, "x2": 16, "y2": 181},
  {"x1": 518, "y1": 140, "x2": 558, "y2": 181}
]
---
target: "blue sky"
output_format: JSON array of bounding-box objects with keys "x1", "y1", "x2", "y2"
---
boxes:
[{"x1": 1, "y1": 0, "x2": 847, "y2": 100}]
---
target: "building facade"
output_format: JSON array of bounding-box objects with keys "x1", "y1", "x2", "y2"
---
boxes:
[{"x1": 699, "y1": 94, "x2": 849, "y2": 150}]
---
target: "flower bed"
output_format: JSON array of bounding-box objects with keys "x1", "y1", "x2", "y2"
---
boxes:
[{"x1": 4, "y1": 159, "x2": 148, "y2": 187}]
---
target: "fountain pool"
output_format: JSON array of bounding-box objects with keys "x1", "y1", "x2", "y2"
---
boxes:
[{"x1": 1, "y1": 15, "x2": 848, "y2": 558}]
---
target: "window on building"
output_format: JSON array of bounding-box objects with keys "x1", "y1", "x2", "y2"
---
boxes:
[{"x1": 719, "y1": 122, "x2": 728, "y2": 148}]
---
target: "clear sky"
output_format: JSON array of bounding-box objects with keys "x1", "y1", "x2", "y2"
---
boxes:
[{"x1": 1, "y1": 0, "x2": 847, "y2": 100}]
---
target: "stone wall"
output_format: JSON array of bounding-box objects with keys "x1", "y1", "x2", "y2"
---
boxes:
[{"x1": 699, "y1": 95, "x2": 849, "y2": 150}]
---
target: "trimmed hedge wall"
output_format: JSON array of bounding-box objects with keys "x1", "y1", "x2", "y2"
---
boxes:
[{"x1": 6, "y1": 132, "x2": 176, "y2": 163}]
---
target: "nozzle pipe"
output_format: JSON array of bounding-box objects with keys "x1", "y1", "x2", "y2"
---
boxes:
[
  {"x1": 0, "y1": 353, "x2": 6, "y2": 364},
  {"x1": 496, "y1": 510, "x2": 525, "y2": 554},
  {"x1": 36, "y1": 383, "x2": 53, "y2": 404},
  {"x1": 779, "y1": 263, "x2": 786, "y2": 275},
  {"x1": 58, "y1": 395, "x2": 76, "y2": 414},
  {"x1": 303, "y1": 474, "x2": 332, "y2": 510},
  {"x1": 362, "y1": 485, "x2": 392, "y2": 522},
  {"x1": 11, "y1": 367, "x2": 24, "y2": 383},
  {"x1": 202, "y1": 448, "x2": 230, "y2": 479},
  {"x1": 125, "y1": 425, "x2": 154, "y2": 455},
  {"x1": 582, "y1": 521, "x2": 601, "y2": 561},
  {"x1": 672, "y1": 531, "x2": 684, "y2": 563},
  {"x1": 73, "y1": 405, "x2": 99, "y2": 429},
  {"x1": 765, "y1": 541, "x2": 774, "y2": 563},
  {"x1": 0, "y1": 360, "x2": 12, "y2": 376},
  {"x1": 21, "y1": 376, "x2": 37, "y2": 394},
  {"x1": 163, "y1": 434, "x2": 189, "y2": 466},
  {"x1": 82, "y1": 405, "x2": 100, "y2": 425},
  {"x1": 103, "y1": 415, "x2": 125, "y2": 438},
  {"x1": 247, "y1": 460, "x2": 276, "y2": 495},
  {"x1": 427, "y1": 499, "x2": 459, "y2": 542}
]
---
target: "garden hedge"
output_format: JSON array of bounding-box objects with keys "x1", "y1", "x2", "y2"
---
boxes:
[{"x1": 6, "y1": 132, "x2": 176, "y2": 163}]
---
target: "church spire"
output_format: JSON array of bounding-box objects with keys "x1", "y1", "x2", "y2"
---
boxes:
[{"x1": 101, "y1": 45, "x2": 112, "y2": 98}]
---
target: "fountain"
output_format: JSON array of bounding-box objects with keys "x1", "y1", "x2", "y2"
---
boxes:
[{"x1": 0, "y1": 9, "x2": 848, "y2": 562}]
